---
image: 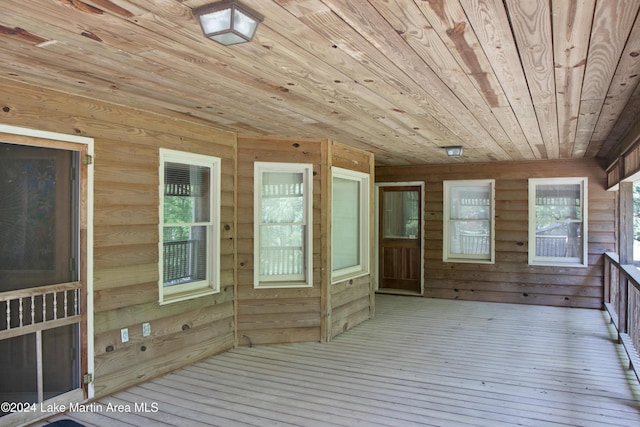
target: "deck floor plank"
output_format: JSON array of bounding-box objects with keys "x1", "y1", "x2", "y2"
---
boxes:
[{"x1": 36, "y1": 295, "x2": 640, "y2": 426}]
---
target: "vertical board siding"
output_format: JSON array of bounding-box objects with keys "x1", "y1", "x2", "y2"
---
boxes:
[
  {"x1": 236, "y1": 137, "x2": 323, "y2": 345},
  {"x1": 329, "y1": 141, "x2": 375, "y2": 339},
  {"x1": 0, "y1": 79, "x2": 237, "y2": 398},
  {"x1": 376, "y1": 159, "x2": 614, "y2": 309}
]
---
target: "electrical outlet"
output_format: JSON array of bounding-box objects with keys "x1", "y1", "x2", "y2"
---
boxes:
[
  {"x1": 142, "y1": 322, "x2": 151, "y2": 337},
  {"x1": 120, "y1": 328, "x2": 129, "y2": 343}
]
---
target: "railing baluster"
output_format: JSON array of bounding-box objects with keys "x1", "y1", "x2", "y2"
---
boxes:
[
  {"x1": 6, "y1": 300, "x2": 10, "y2": 330},
  {"x1": 53, "y1": 291, "x2": 58, "y2": 320},
  {"x1": 19, "y1": 296, "x2": 23, "y2": 327},
  {"x1": 63, "y1": 290, "x2": 68, "y2": 318}
]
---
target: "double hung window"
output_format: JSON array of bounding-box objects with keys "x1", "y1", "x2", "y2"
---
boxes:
[
  {"x1": 159, "y1": 149, "x2": 220, "y2": 303},
  {"x1": 254, "y1": 162, "x2": 312, "y2": 288},
  {"x1": 443, "y1": 180, "x2": 495, "y2": 263},
  {"x1": 529, "y1": 178, "x2": 587, "y2": 267}
]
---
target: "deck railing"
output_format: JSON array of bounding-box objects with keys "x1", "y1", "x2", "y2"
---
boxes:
[
  {"x1": 536, "y1": 235, "x2": 567, "y2": 257},
  {"x1": 163, "y1": 239, "x2": 200, "y2": 285},
  {"x1": 0, "y1": 281, "x2": 81, "y2": 340},
  {"x1": 603, "y1": 252, "x2": 640, "y2": 382},
  {"x1": 260, "y1": 246, "x2": 303, "y2": 276},
  {"x1": 0, "y1": 282, "x2": 82, "y2": 404}
]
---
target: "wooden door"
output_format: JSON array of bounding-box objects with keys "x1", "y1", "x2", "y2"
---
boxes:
[
  {"x1": 0, "y1": 140, "x2": 86, "y2": 421},
  {"x1": 378, "y1": 186, "x2": 422, "y2": 293}
]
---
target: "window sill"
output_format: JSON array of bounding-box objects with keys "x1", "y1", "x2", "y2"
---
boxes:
[
  {"x1": 528, "y1": 261, "x2": 587, "y2": 268},
  {"x1": 159, "y1": 288, "x2": 218, "y2": 305},
  {"x1": 443, "y1": 258, "x2": 495, "y2": 265},
  {"x1": 254, "y1": 281, "x2": 312, "y2": 289}
]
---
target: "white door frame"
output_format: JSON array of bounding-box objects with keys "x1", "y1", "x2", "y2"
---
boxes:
[{"x1": 0, "y1": 124, "x2": 94, "y2": 427}]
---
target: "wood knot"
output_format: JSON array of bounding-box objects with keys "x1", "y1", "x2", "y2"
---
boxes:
[
  {"x1": 81, "y1": 31, "x2": 103, "y2": 42},
  {"x1": 447, "y1": 22, "x2": 466, "y2": 37}
]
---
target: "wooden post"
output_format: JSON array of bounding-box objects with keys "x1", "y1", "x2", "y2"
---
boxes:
[
  {"x1": 618, "y1": 181, "x2": 632, "y2": 335},
  {"x1": 320, "y1": 140, "x2": 331, "y2": 343},
  {"x1": 368, "y1": 151, "x2": 376, "y2": 319},
  {"x1": 603, "y1": 256, "x2": 610, "y2": 305}
]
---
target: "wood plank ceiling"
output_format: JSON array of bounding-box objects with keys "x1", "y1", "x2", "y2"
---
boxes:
[{"x1": 0, "y1": 0, "x2": 639, "y2": 166}]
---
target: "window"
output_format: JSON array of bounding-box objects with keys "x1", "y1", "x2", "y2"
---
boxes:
[
  {"x1": 254, "y1": 162, "x2": 313, "y2": 288},
  {"x1": 332, "y1": 167, "x2": 370, "y2": 282},
  {"x1": 529, "y1": 177, "x2": 587, "y2": 267},
  {"x1": 443, "y1": 180, "x2": 495, "y2": 263},
  {"x1": 159, "y1": 149, "x2": 220, "y2": 303}
]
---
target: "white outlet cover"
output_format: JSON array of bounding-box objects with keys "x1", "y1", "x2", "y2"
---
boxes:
[
  {"x1": 120, "y1": 328, "x2": 129, "y2": 343},
  {"x1": 142, "y1": 322, "x2": 151, "y2": 337}
]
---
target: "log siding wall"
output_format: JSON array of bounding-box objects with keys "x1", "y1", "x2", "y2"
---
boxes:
[
  {"x1": 237, "y1": 137, "x2": 323, "y2": 345},
  {"x1": 0, "y1": 79, "x2": 237, "y2": 398},
  {"x1": 376, "y1": 159, "x2": 615, "y2": 309},
  {"x1": 237, "y1": 138, "x2": 375, "y2": 344},
  {"x1": 328, "y1": 141, "x2": 375, "y2": 339}
]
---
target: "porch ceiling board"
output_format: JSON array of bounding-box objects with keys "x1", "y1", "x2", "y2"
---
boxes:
[
  {"x1": 41, "y1": 295, "x2": 640, "y2": 427},
  {"x1": 0, "y1": 0, "x2": 639, "y2": 166}
]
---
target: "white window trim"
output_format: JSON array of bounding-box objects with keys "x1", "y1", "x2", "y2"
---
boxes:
[
  {"x1": 331, "y1": 167, "x2": 370, "y2": 283},
  {"x1": 158, "y1": 149, "x2": 221, "y2": 304},
  {"x1": 528, "y1": 177, "x2": 588, "y2": 267},
  {"x1": 254, "y1": 162, "x2": 313, "y2": 288},
  {"x1": 443, "y1": 179, "x2": 495, "y2": 264}
]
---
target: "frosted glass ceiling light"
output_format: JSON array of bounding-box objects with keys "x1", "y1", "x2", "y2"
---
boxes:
[
  {"x1": 193, "y1": 0, "x2": 264, "y2": 46},
  {"x1": 445, "y1": 146, "x2": 463, "y2": 157}
]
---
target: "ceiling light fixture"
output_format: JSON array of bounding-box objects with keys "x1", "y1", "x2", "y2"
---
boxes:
[
  {"x1": 193, "y1": 0, "x2": 264, "y2": 46},
  {"x1": 445, "y1": 146, "x2": 463, "y2": 157}
]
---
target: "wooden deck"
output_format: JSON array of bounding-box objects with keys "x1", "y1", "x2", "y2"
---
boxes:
[{"x1": 38, "y1": 295, "x2": 640, "y2": 427}]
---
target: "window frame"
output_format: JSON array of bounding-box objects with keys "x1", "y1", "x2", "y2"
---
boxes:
[
  {"x1": 254, "y1": 162, "x2": 313, "y2": 289},
  {"x1": 443, "y1": 179, "x2": 495, "y2": 264},
  {"x1": 331, "y1": 167, "x2": 370, "y2": 283},
  {"x1": 528, "y1": 177, "x2": 588, "y2": 267},
  {"x1": 158, "y1": 149, "x2": 221, "y2": 304}
]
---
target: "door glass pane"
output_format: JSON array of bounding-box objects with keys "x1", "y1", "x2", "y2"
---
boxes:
[{"x1": 383, "y1": 191, "x2": 419, "y2": 239}]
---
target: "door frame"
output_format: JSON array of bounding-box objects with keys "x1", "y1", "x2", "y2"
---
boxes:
[
  {"x1": 374, "y1": 181, "x2": 425, "y2": 295},
  {"x1": 0, "y1": 124, "x2": 94, "y2": 421}
]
